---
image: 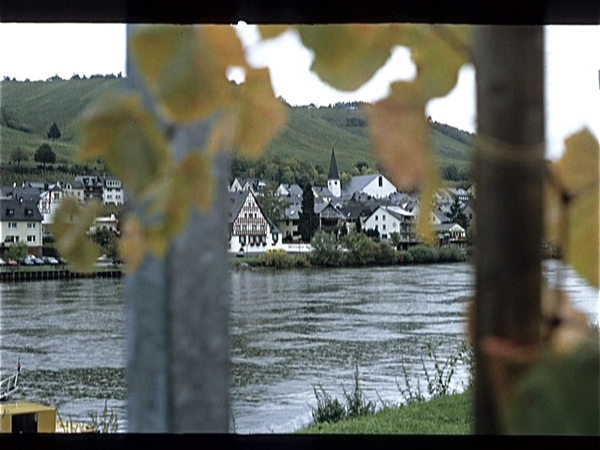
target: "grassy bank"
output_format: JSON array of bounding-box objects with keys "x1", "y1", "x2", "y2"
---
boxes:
[{"x1": 298, "y1": 389, "x2": 473, "y2": 434}]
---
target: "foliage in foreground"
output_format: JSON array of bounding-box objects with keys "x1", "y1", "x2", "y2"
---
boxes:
[{"x1": 307, "y1": 341, "x2": 472, "y2": 430}]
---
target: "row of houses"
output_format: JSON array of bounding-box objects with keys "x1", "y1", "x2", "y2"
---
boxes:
[
  {"x1": 1, "y1": 176, "x2": 123, "y2": 257},
  {"x1": 227, "y1": 149, "x2": 475, "y2": 255},
  {"x1": 2, "y1": 152, "x2": 474, "y2": 259}
]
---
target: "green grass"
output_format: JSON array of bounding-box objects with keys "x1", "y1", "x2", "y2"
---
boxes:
[
  {"x1": 2, "y1": 77, "x2": 474, "y2": 177},
  {"x1": 298, "y1": 389, "x2": 473, "y2": 434}
]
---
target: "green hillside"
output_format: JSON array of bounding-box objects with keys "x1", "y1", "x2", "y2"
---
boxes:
[{"x1": 1, "y1": 77, "x2": 474, "y2": 179}]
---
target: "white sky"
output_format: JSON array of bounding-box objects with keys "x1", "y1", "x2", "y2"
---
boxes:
[{"x1": 0, "y1": 23, "x2": 598, "y2": 159}]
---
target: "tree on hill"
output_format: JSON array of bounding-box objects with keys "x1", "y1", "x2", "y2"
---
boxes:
[
  {"x1": 298, "y1": 183, "x2": 319, "y2": 243},
  {"x1": 47, "y1": 122, "x2": 62, "y2": 141},
  {"x1": 34, "y1": 143, "x2": 56, "y2": 171},
  {"x1": 10, "y1": 147, "x2": 28, "y2": 167}
]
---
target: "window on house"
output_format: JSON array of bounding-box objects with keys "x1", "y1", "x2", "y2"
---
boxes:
[
  {"x1": 27, "y1": 223, "x2": 36, "y2": 229},
  {"x1": 5, "y1": 236, "x2": 15, "y2": 243},
  {"x1": 6, "y1": 208, "x2": 14, "y2": 216},
  {"x1": 378, "y1": 176, "x2": 383, "y2": 187},
  {"x1": 25, "y1": 208, "x2": 33, "y2": 216},
  {"x1": 8, "y1": 222, "x2": 17, "y2": 229},
  {"x1": 383, "y1": 224, "x2": 386, "y2": 230},
  {"x1": 375, "y1": 215, "x2": 378, "y2": 221},
  {"x1": 27, "y1": 235, "x2": 36, "y2": 242},
  {"x1": 242, "y1": 225, "x2": 247, "y2": 231}
]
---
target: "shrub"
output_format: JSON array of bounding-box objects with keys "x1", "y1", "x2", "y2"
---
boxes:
[
  {"x1": 408, "y1": 245, "x2": 438, "y2": 264},
  {"x1": 311, "y1": 385, "x2": 346, "y2": 425},
  {"x1": 377, "y1": 241, "x2": 397, "y2": 265},
  {"x1": 342, "y1": 232, "x2": 379, "y2": 266},
  {"x1": 397, "y1": 250, "x2": 413, "y2": 264},
  {"x1": 310, "y1": 232, "x2": 344, "y2": 267},
  {"x1": 437, "y1": 245, "x2": 465, "y2": 263},
  {"x1": 310, "y1": 365, "x2": 376, "y2": 426},
  {"x1": 343, "y1": 365, "x2": 376, "y2": 419},
  {"x1": 256, "y1": 250, "x2": 296, "y2": 269}
]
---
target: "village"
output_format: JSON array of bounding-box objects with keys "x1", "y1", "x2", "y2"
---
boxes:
[{"x1": 0, "y1": 148, "x2": 474, "y2": 264}]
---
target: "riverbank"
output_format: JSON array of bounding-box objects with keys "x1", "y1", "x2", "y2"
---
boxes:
[
  {"x1": 298, "y1": 390, "x2": 473, "y2": 434},
  {"x1": 0, "y1": 264, "x2": 123, "y2": 282},
  {"x1": 231, "y1": 242, "x2": 469, "y2": 270}
]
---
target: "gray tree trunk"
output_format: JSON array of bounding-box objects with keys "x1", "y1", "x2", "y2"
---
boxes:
[{"x1": 124, "y1": 24, "x2": 230, "y2": 433}]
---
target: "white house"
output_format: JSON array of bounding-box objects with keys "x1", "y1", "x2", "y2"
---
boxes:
[
  {"x1": 102, "y1": 177, "x2": 124, "y2": 205},
  {"x1": 228, "y1": 190, "x2": 283, "y2": 255},
  {"x1": 342, "y1": 174, "x2": 397, "y2": 199},
  {"x1": 1, "y1": 197, "x2": 43, "y2": 257},
  {"x1": 89, "y1": 214, "x2": 119, "y2": 235},
  {"x1": 362, "y1": 205, "x2": 416, "y2": 243}
]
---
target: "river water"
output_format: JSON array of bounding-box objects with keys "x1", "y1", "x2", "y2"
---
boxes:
[{"x1": 0, "y1": 260, "x2": 597, "y2": 433}]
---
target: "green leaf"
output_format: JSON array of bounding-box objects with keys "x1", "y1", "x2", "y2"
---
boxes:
[
  {"x1": 297, "y1": 24, "x2": 403, "y2": 92},
  {"x1": 78, "y1": 92, "x2": 171, "y2": 198},
  {"x1": 53, "y1": 198, "x2": 103, "y2": 272}
]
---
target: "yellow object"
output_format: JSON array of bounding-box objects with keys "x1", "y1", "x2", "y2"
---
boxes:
[{"x1": 0, "y1": 402, "x2": 56, "y2": 433}]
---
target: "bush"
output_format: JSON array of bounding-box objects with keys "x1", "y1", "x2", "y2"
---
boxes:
[
  {"x1": 310, "y1": 232, "x2": 344, "y2": 267},
  {"x1": 310, "y1": 365, "x2": 376, "y2": 426},
  {"x1": 342, "y1": 232, "x2": 379, "y2": 266},
  {"x1": 437, "y1": 245, "x2": 466, "y2": 263},
  {"x1": 408, "y1": 245, "x2": 438, "y2": 264},
  {"x1": 397, "y1": 250, "x2": 413, "y2": 264},
  {"x1": 311, "y1": 385, "x2": 347, "y2": 425},
  {"x1": 255, "y1": 250, "x2": 296, "y2": 269},
  {"x1": 377, "y1": 241, "x2": 397, "y2": 265}
]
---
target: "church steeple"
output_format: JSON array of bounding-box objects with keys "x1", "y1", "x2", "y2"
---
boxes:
[{"x1": 328, "y1": 147, "x2": 341, "y2": 197}]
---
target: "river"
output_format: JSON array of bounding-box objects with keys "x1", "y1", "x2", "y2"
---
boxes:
[{"x1": 0, "y1": 260, "x2": 597, "y2": 433}]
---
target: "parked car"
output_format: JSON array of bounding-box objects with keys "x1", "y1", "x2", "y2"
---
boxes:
[
  {"x1": 23, "y1": 256, "x2": 35, "y2": 266},
  {"x1": 34, "y1": 258, "x2": 45, "y2": 265},
  {"x1": 45, "y1": 256, "x2": 60, "y2": 265},
  {"x1": 0, "y1": 258, "x2": 6, "y2": 266},
  {"x1": 7, "y1": 259, "x2": 18, "y2": 266}
]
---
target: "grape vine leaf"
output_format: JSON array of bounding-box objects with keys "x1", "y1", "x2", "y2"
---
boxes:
[
  {"x1": 78, "y1": 92, "x2": 171, "y2": 198},
  {"x1": 231, "y1": 67, "x2": 287, "y2": 158},
  {"x1": 257, "y1": 25, "x2": 291, "y2": 40},
  {"x1": 131, "y1": 25, "x2": 246, "y2": 122},
  {"x1": 296, "y1": 24, "x2": 412, "y2": 92},
  {"x1": 546, "y1": 128, "x2": 599, "y2": 288},
  {"x1": 53, "y1": 198, "x2": 103, "y2": 272}
]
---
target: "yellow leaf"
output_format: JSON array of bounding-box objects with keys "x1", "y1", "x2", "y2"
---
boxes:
[
  {"x1": 297, "y1": 24, "x2": 401, "y2": 92},
  {"x1": 547, "y1": 128, "x2": 599, "y2": 288},
  {"x1": 121, "y1": 215, "x2": 149, "y2": 273},
  {"x1": 130, "y1": 25, "x2": 244, "y2": 122},
  {"x1": 53, "y1": 198, "x2": 102, "y2": 272},
  {"x1": 412, "y1": 25, "x2": 471, "y2": 100},
  {"x1": 174, "y1": 152, "x2": 214, "y2": 211},
  {"x1": 365, "y1": 81, "x2": 430, "y2": 189},
  {"x1": 78, "y1": 92, "x2": 171, "y2": 198},
  {"x1": 555, "y1": 128, "x2": 599, "y2": 195},
  {"x1": 232, "y1": 67, "x2": 287, "y2": 158},
  {"x1": 258, "y1": 25, "x2": 291, "y2": 40},
  {"x1": 567, "y1": 190, "x2": 599, "y2": 288}
]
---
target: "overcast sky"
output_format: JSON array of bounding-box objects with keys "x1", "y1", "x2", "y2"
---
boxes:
[{"x1": 0, "y1": 23, "x2": 598, "y2": 159}]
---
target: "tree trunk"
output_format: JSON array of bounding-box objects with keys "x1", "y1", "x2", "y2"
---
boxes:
[
  {"x1": 124, "y1": 24, "x2": 230, "y2": 433},
  {"x1": 473, "y1": 26, "x2": 545, "y2": 434}
]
